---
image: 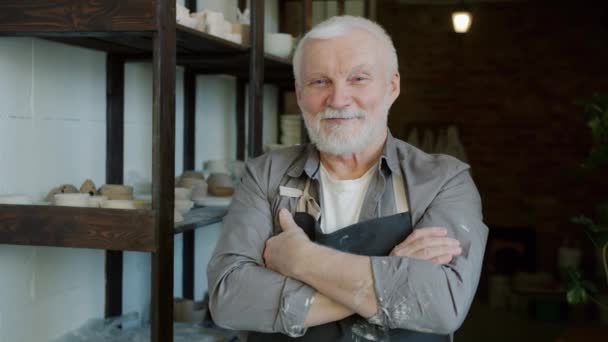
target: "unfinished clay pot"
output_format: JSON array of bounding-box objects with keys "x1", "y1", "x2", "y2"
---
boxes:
[
  {"x1": 207, "y1": 173, "x2": 234, "y2": 197},
  {"x1": 80, "y1": 179, "x2": 97, "y2": 195}
]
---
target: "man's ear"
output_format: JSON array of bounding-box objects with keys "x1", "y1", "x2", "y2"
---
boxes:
[{"x1": 390, "y1": 72, "x2": 401, "y2": 100}]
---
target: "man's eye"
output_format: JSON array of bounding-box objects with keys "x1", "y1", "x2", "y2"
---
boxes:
[
  {"x1": 352, "y1": 76, "x2": 368, "y2": 83},
  {"x1": 310, "y1": 79, "x2": 328, "y2": 86}
]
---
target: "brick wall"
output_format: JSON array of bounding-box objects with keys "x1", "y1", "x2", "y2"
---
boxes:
[{"x1": 378, "y1": 1, "x2": 608, "y2": 271}]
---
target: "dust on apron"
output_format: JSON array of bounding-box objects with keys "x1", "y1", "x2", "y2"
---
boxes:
[{"x1": 249, "y1": 178, "x2": 450, "y2": 342}]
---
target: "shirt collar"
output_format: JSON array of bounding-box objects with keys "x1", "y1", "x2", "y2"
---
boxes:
[{"x1": 286, "y1": 129, "x2": 401, "y2": 179}]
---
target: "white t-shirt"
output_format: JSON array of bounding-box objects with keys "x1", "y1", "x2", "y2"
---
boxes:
[{"x1": 319, "y1": 163, "x2": 409, "y2": 234}]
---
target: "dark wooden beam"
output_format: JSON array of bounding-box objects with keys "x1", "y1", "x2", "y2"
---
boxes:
[
  {"x1": 236, "y1": 78, "x2": 247, "y2": 160},
  {"x1": 0, "y1": 0, "x2": 156, "y2": 33},
  {"x1": 183, "y1": 69, "x2": 196, "y2": 172},
  {"x1": 0, "y1": 205, "x2": 156, "y2": 251},
  {"x1": 248, "y1": 0, "x2": 265, "y2": 157},
  {"x1": 151, "y1": 0, "x2": 176, "y2": 341},
  {"x1": 303, "y1": 0, "x2": 313, "y2": 33},
  {"x1": 106, "y1": 54, "x2": 125, "y2": 187},
  {"x1": 337, "y1": 0, "x2": 346, "y2": 15},
  {"x1": 185, "y1": 0, "x2": 196, "y2": 12},
  {"x1": 238, "y1": 0, "x2": 247, "y2": 12},
  {"x1": 105, "y1": 53, "x2": 125, "y2": 319},
  {"x1": 182, "y1": 67, "x2": 196, "y2": 300}
]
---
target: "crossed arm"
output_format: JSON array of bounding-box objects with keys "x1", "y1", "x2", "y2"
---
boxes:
[
  {"x1": 265, "y1": 209, "x2": 463, "y2": 327},
  {"x1": 207, "y1": 165, "x2": 487, "y2": 336}
]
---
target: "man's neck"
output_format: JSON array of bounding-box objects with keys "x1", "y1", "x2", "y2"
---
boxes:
[{"x1": 319, "y1": 129, "x2": 387, "y2": 180}]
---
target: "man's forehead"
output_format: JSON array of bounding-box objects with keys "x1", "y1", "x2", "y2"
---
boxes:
[{"x1": 301, "y1": 30, "x2": 384, "y2": 75}]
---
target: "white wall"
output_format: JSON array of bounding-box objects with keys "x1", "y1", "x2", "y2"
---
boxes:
[{"x1": 0, "y1": 0, "x2": 280, "y2": 340}]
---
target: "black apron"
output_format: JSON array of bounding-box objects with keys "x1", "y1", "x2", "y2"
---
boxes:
[{"x1": 249, "y1": 210, "x2": 450, "y2": 342}]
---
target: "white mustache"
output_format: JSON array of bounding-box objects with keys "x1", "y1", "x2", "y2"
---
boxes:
[{"x1": 319, "y1": 108, "x2": 365, "y2": 120}]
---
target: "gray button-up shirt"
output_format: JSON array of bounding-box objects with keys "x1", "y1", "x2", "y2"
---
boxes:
[{"x1": 207, "y1": 132, "x2": 488, "y2": 337}]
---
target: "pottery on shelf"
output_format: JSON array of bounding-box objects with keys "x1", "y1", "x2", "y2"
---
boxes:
[
  {"x1": 101, "y1": 199, "x2": 136, "y2": 210},
  {"x1": 54, "y1": 193, "x2": 91, "y2": 207},
  {"x1": 80, "y1": 179, "x2": 97, "y2": 195},
  {"x1": 99, "y1": 184, "x2": 134, "y2": 200},
  {"x1": 207, "y1": 173, "x2": 234, "y2": 197}
]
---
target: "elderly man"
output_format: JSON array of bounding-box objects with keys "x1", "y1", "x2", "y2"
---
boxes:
[{"x1": 207, "y1": 15, "x2": 487, "y2": 342}]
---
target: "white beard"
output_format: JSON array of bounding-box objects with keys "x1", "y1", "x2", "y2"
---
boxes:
[{"x1": 303, "y1": 105, "x2": 388, "y2": 155}]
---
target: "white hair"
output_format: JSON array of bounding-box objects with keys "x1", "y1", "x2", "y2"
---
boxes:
[{"x1": 292, "y1": 15, "x2": 399, "y2": 85}]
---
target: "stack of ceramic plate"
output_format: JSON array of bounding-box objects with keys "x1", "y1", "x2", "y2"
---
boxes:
[{"x1": 280, "y1": 114, "x2": 302, "y2": 146}]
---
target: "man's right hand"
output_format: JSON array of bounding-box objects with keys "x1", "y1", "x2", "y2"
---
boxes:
[{"x1": 389, "y1": 227, "x2": 461, "y2": 265}]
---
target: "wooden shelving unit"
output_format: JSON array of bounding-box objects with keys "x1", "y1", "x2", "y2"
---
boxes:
[
  {"x1": 0, "y1": 0, "x2": 298, "y2": 341},
  {"x1": 0, "y1": 0, "x2": 374, "y2": 340}
]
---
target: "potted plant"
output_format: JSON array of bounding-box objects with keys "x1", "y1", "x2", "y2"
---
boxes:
[{"x1": 567, "y1": 93, "x2": 608, "y2": 317}]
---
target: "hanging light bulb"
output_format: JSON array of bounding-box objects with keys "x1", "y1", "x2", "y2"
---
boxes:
[{"x1": 452, "y1": 11, "x2": 472, "y2": 33}]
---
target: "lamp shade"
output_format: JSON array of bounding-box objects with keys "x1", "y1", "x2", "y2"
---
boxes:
[{"x1": 452, "y1": 11, "x2": 473, "y2": 33}]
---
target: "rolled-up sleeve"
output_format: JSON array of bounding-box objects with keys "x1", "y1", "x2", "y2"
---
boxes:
[
  {"x1": 207, "y1": 161, "x2": 315, "y2": 337},
  {"x1": 369, "y1": 170, "x2": 488, "y2": 334}
]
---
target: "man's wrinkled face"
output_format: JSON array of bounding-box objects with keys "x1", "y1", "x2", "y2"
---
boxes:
[{"x1": 296, "y1": 29, "x2": 399, "y2": 155}]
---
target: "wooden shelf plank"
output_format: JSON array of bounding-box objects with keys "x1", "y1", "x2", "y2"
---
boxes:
[
  {"x1": 1, "y1": 23, "x2": 293, "y2": 84},
  {"x1": 174, "y1": 206, "x2": 228, "y2": 234},
  {"x1": 0, "y1": 205, "x2": 156, "y2": 252},
  {"x1": 0, "y1": 0, "x2": 156, "y2": 33}
]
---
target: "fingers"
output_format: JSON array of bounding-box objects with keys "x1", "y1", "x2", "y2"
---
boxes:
[
  {"x1": 278, "y1": 208, "x2": 298, "y2": 232},
  {"x1": 403, "y1": 236, "x2": 460, "y2": 256},
  {"x1": 390, "y1": 226, "x2": 463, "y2": 264},
  {"x1": 395, "y1": 227, "x2": 448, "y2": 250},
  {"x1": 394, "y1": 242, "x2": 461, "y2": 258},
  {"x1": 430, "y1": 254, "x2": 455, "y2": 265}
]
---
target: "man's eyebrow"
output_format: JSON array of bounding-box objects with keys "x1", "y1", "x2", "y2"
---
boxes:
[
  {"x1": 304, "y1": 72, "x2": 327, "y2": 80},
  {"x1": 350, "y1": 64, "x2": 374, "y2": 74}
]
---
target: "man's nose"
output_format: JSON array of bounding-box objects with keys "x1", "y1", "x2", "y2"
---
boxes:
[{"x1": 327, "y1": 82, "x2": 352, "y2": 109}]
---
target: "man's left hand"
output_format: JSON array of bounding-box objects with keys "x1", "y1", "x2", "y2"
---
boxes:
[{"x1": 263, "y1": 208, "x2": 312, "y2": 278}]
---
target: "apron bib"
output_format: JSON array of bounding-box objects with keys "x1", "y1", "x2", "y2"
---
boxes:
[{"x1": 249, "y1": 178, "x2": 450, "y2": 342}]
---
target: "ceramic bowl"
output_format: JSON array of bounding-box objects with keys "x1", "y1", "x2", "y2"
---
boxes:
[
  {"x1": 265, "y1": 33, "x2": 294, "y2": 59},
  {"x1": 226, "y1": 33, "x2": 242, "y2": 44},
  {"x1": 207, "y1": 173, "x2": 234, "y2": 197},
  {"x1": 88, "y1": 195, "x2": 107, "y2": 208},
  {"x1": 176, "y1": 2, "x2": 190, "y2": 20},
  {"x1": 174, "y1": 209, "x2": 184, "y2": 223},
  {"x1": 178, "y1": 15, "x2": 198, "y2": 29},
  {"x1": 178, "y1": 176, "x2": 206, "y2": 189},
  {"x1": 175, "y1": 187, "x2": 193, "y2": 200},
  {"x1": 181, "y1": 170, "x2": 205, "y2": 180},
  {"x1": 132, "y1": 199, "x2": 150, "y2": 209},
  {"x1": 175, "y1": 199, "x2": 194, "y2": 215},
  {"x1": 178, "y1": 177, "x2": 208, "y2": 198},
  {"x1": 100, "y1": 184, "x2": 133, "y2": 200},
  {"x1": 101, "y1": 200, "x2": 136, "y2": 210},
  {"x1": 54, "y1": 193, "x2": 91, "y2": 207}
]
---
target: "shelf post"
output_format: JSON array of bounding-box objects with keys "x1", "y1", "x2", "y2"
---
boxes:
[
  {"x1": 236, "y1": 78, "x2": 247, "y2": 160},
  {"x1": 105, "y1": 53, "x2": 125, "y2": 318},
  {"x1": 151, "y1": 0, "x2": 176, "y2": 341},
  {"x1": 182, "y1": 68, "x2": 196, "y2": 300},
  {"x1": 248, "y1": 0, "x2": 265, "y2": 158}
]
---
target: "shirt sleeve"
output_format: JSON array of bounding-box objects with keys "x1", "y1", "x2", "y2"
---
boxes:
[
  {"x1": 368, "y1": 169, "x2": 488, "y2": 334},
  {"x1": 206, "y1": 161, "x2": 316, "y2": 337}
]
